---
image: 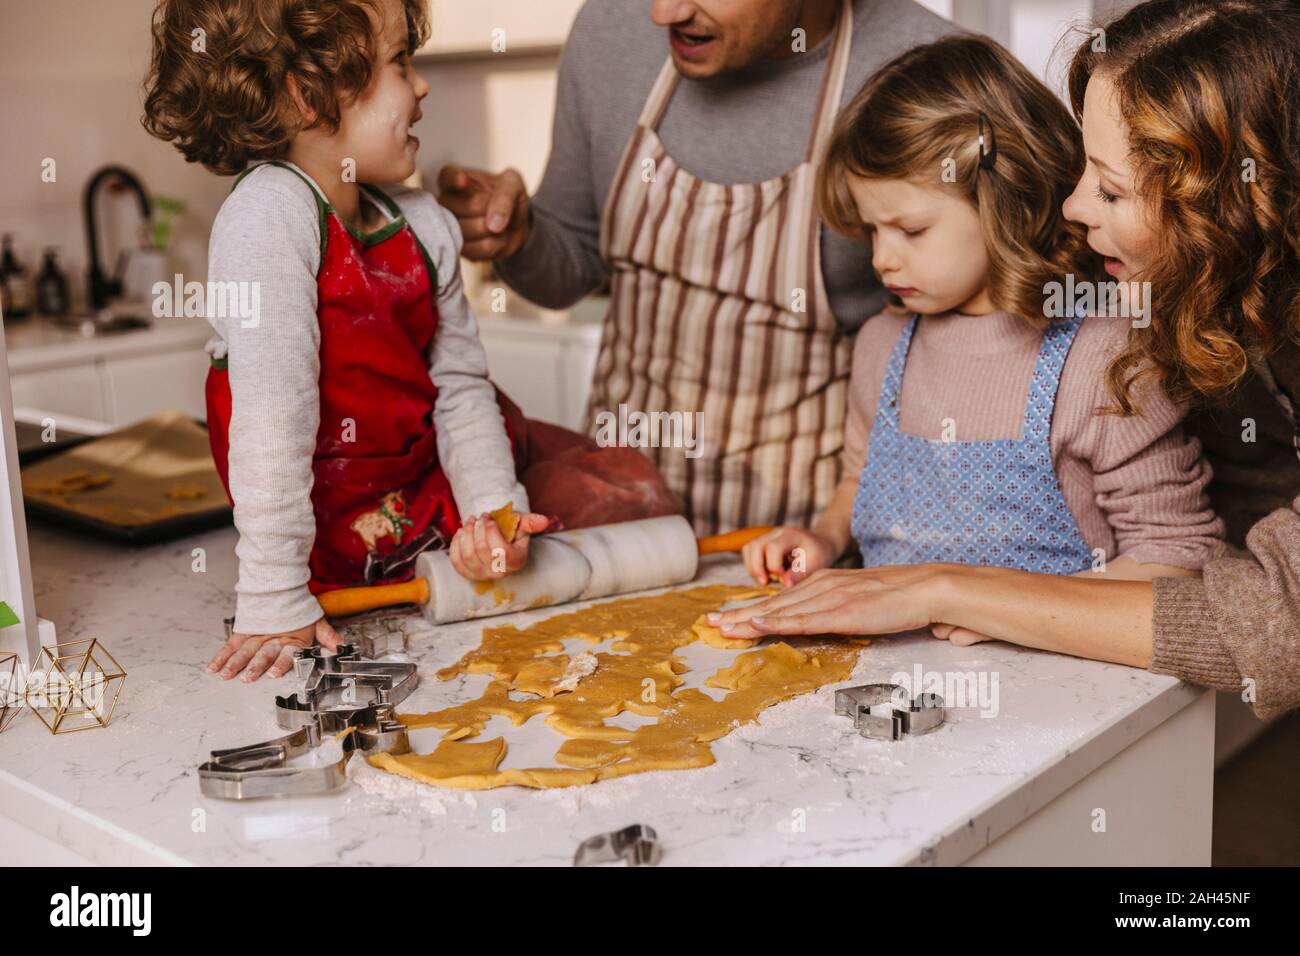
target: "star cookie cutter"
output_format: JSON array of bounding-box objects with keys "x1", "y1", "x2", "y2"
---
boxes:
[{"x1": 834, "y1": 683, "x2": 945, "y2": 741}]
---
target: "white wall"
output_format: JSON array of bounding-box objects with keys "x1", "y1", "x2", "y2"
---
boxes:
[
  {"x1": 0, "y1": 0, "x2": 231, "y2": 315},
  {"x1": 0, "y1": 0, "x2": 569, "y2": 312}
]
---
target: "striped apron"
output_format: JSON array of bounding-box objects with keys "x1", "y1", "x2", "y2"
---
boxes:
[{"x1": 588, "y1": 0, "x2": 855, "y2": 536}]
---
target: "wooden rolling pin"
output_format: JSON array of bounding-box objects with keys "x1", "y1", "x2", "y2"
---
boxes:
[{"x1": 317, "y1": 516, "x2": 772, "y2": 624}]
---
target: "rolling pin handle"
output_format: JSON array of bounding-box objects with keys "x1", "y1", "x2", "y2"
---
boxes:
[
  {"x1": 696, "y1": 526, "x2": 775, "y2": 555},
  {"x1": 317, "y1": 579, "x2": 430, "y2": 618}
]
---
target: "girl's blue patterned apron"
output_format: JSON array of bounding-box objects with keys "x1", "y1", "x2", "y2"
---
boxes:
[{"x1": 850, "y1": 313, "x2": 1094, "y2": 574}]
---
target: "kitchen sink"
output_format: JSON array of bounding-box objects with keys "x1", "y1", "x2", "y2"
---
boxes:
[{"x1": 55, "y1": 312, "x2": 153, "y2": 336}]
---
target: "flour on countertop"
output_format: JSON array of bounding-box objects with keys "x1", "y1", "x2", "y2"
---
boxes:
[{"x1": 554, "y1": 651, "x2": 598, "y2": 694}]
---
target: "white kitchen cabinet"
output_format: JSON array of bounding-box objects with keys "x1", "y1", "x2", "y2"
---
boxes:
[
  {"x1": 3, "y1": 317, "x2": 212, "y2": 427},
  {"x1": 7, "y1": 362, "x2": 107, "y2": 423},
  {"x1": 101, "y1": 349, "x2": 208, "y2": 424},
  {"x1": 476, "y1": 314, "x2": 601, "y2": 431}
]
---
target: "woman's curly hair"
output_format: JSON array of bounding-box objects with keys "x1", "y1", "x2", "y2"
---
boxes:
[
  {"x1": 1067, "y1": 0, "x2": 1300, "y2": 413},
  {"x1": 817, "y1": 33, "x2": 1101, "y2": 328},
  {"x1": 142, "y1": 0, "x2": 431, "y2": 176}
]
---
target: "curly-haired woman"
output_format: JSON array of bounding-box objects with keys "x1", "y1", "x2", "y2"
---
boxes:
[{"x1": 715, "y1": 0, "x2": 1300, "y2": 719}]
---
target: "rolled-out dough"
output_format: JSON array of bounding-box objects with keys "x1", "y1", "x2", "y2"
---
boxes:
[{"x1": 367, "y1": 584, "x2": 866, "y2": 790}]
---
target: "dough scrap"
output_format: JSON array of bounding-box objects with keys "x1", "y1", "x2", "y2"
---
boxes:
[
  {"x1": 490, "y1": 502, "x2": 521, "y2": 543},
  {"x1": 27, "y1": 470, "x2": 113, "y2": 494},
  {"x1": 691, "y1": 617, "x2": 760, "y2": 649},
  {"x1": 369, "y1": 584, "x2": 867, "y2": 790},
  {"x1": 165, "y1": 483, "x2": 208, "y2": 500}
]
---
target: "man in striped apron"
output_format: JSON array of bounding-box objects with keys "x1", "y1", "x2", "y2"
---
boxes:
[{"x1": 439, "y1": 0, "x2": 955, "y2": 535}]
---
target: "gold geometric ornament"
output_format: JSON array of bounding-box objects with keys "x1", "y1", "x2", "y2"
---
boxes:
[
  {"x1": 24, "y1": 638, "x2": 126, "y2": 734},
  {"x1": 0, "y1": 651, "x2": 24, "y2": 733}
]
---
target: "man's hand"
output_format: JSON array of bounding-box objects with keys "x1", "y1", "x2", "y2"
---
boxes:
[
  {"x1": 207, "y1": 616, "x2": 343, "y2": 683},
  {"x1": 437, "y1": 165, "x2": 531, "y2": 261}
]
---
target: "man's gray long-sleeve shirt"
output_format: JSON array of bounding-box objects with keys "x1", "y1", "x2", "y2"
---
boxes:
[{"x1": 497, "y1": 0, "x2": 955, "y2": 331}]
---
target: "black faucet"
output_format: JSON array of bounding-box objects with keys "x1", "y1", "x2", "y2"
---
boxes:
[{"x1": 83, "y1": 165, "x2": 151, "y2": 311}]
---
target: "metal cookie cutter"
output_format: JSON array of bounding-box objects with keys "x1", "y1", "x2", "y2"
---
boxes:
[
  {"x1": 198, "y1": 644, "x2": 417, "y2": 799},
  {"x1": 835, "y1": 683, "x2": 945, "y2": 741},
  {"x1": 274, "y1": 643, "x2": 417, "y2": 727},
  {"x1": 224, "y1": 616, "x2": 410, "y2": 661},
  {"x1": 346, "y1": 616, "x2": 410, "y2": 660},
  {"x1": 197, "y1": 701, "x2": 409, "y2": 799},
  {"x1": 573, "y1": 824, "x2": 662, "y2": 867}
]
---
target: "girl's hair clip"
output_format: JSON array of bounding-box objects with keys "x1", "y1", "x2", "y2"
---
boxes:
[{"x1": 977, "y1": 112, "x2": 998, "y2": 171}]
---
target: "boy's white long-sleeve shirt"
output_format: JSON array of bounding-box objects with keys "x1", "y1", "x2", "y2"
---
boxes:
[{"x1": 205, "y1": 163, "x2": 528, "y2": 635}]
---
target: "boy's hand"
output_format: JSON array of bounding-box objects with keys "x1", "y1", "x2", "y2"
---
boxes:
[
  {"x1": 449, "y1": 510, "x2": 551, "y2": 581},
  {"x1": 742, "y1": 527, "x2": 837, "y2": 587},
  {"x1": 207, "y1": 616, "x2": 343, "y2": 683}
]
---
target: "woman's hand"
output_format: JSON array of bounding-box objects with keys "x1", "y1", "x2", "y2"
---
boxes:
[
  {"x1": 710, "y1": 563, "x2": 1156, "y2": 669},
  {"x1": 929, "y1": 623, "x2": 996, "y2": 646},
  {"x1": 708, "y1": 565, "x2": 952, "y2": 639},
  {"x1": 741, "y1": 526, "x2": 838, "y2": 586},
  {"x1": 207, "y1": 616, "x2": 343, "y2": 682},
  {"x1": 449, "y1": 510, "x2": 551, "y2": 581}
]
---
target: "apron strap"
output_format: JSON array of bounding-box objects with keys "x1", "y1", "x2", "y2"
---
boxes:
[
  {"x1": 1022, "y1": 314, "x2": 1083, "y2": 441},
  {"x1": 805, "y1": 0, "x2": 855, "y2": 165},
  {"x1": 640, "y1": 58, "x2": 683, "y2": 130},
  {"x1": 361, "y1": 183, "x2": 404, "y2": 221},
  {"x1": 874, "y1": 314, "x2": 920, "y2": 430},
  {"x1": 233, "y1": 160, "x2": 330, "y2": 264}
]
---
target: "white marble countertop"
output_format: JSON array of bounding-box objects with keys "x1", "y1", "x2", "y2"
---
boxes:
[
  {"x1": 4, "y1": 314, "x2": 211, "y2": 374},
  {"x1": 2, "y1": 522, "x2": 1204, "y2": 866}
]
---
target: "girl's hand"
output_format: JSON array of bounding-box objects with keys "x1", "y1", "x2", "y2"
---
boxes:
[
  {"x1": 708, "y1": 565, "x2": 951, "y2": 640},
  {"x1": 741, "y1": 527, "x2": 838, "y2": 586},
  {"x1": 449, "y1": 510, "x2": 551, "y2": 581},
  {"x1": 207, "y1": 616, "x2": 343, "y2": 682}
]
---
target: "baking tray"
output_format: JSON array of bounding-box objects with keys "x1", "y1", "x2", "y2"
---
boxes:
[
  {"x1": 20, "y1": 410, "x2": 233, "y2": 544},
  {"x1": 15, "y1": 419, "x2": 97, "y2": 465}
]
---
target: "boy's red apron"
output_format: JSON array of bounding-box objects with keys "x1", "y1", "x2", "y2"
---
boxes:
[{"x1": 206, "y1": 163, "x2": 472, "y2": 594}]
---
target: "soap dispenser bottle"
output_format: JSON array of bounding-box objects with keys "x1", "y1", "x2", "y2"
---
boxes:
[
  {"x1": 0, "y1": 233, "x2": 34, "y2": 320},
  {"x1": 35, "y1": 247, "x2": 71, "y2": 317}
]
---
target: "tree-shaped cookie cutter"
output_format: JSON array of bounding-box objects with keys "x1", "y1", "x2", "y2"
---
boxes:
[
  {"x1": 835, "y1": 683, "x2": 945, "y2": 741},
  {"x1": 198, "y1": 643, "x2": 417, "y2": 799},
  {"x1": 25, "y1": 638, "x2": 126, "y2": 734}
]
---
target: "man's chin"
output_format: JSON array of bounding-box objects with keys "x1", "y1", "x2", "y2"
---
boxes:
[{"x1": 670, "y1": 52, "x2": 723, "y2": 79}]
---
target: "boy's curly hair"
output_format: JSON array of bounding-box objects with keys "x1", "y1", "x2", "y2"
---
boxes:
[
  {"x1": 816, "y1": 33, "x2": 1100, "y2": 329},
  {"x1": 142, "y1": 0, "x2": 431, "y2": 175}
]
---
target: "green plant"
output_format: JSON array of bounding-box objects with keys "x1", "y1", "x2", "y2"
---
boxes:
[
  {"x1": 149, "y1": 196, "x2": 187, "y2": 251},
  {"x1": 0, "y1": 602, "x2": 18, "y2": 629}
]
